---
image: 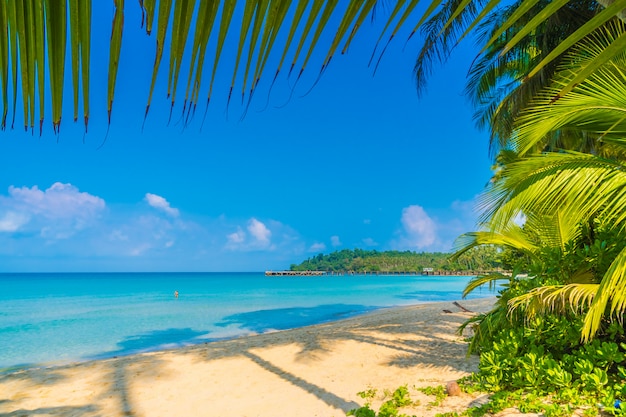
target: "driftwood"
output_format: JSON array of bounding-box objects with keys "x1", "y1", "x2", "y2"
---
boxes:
[
  {"x1": 442, "y1": 309, "x2": 453, "y2": 314},
  {"x1": 453, "y1": 301, "x2": 473, "y2": 313}
]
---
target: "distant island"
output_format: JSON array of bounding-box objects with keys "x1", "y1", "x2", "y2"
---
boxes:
[{"x1": 288, "y1": 248, "x2": 502, "y2": 275}]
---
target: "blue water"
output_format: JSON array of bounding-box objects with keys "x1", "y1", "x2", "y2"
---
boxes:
[{"x1": 0, "y1": 272, "x2": 494, "y2": 371}]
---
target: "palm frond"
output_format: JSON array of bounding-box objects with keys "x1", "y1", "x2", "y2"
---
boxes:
[
  {"x1": 513, "y1": 21, "x2": 626, "y2": 155},
  {"x1": 582, "y1": 245, "x2": 626, "y2": 340},
  {"x1": 459, "y1": 306, "x2": 511, "y2": 354},
  {"x1": 480, "y1": 152, "x2": 626, "y2": 233},
  {"x1": 509, "y1": 283, "x2": 598, "y2": 318},
  {"x1": 453, "y1": 228, "x2": 539, "y2": 260},
  {"x1": 462, "y1": 272, "x2": 510, "y2": 298},
  {"x1": 107, "y1": 0, "x2": 124, "y2": 125},
  {"x1": 2, "y1": 0, "x2": 626, "y2": 131}
]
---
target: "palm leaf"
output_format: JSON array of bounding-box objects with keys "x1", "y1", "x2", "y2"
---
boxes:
[
  {"x1": 15, "y1": 0, "x2": 32, "y2": 131},
  {"x1": 79, "y1": 0, "x2": 91, "y2": 132},
  {"x1": 144, "y1": 0, "x2": 172, "y2": 118},
  {"x1": 142, "y1": 0, "x2": 157, "y2": 34},
  {"x1": 525, "y1": 0, "x2": 626, "y2": 81},
  {"x1": 248, "y1": 0, "x2": 292, "y2": 103},
  {"x1": 35, "y1": 0, "x2": 45, "y2": 134},
  {"x1": 509, "y1": 283, "x2": 598, "y2": 318},
  {"x1": 0, "y1": 1, "x2": 8, "y2": 129},
  {"x1": 340, "y1": 0, "x2": 378, "y2": 55},
  {"x1": 181, "y1": 0, "x2": 220, "y2": 119},
  {"x1": 295, "y1": 0, "x2": 340, "y2": 80},
  {"x1": 495, "y1": 0, "x2": 570, "y2": 56},
  {"x1": 107, "y1": 0, "x2": 124, "y2": 124},
  {"x1": 240, "y1": 0, "x2": 271, "y2": 104},
  {"x1": 69, "y1": 0, "x2": 79, "y2": 123},
  {"x1": 481, "y1": 0, "x2": 539, "y2": 50},
  {"x1": 368, "y1": 0, "x2": 413, "y2": 66},
  {"x1": 206, "y1": 0, "x2": 236, "y2": 103},
  {"x1": 9, "y1": 1, "x2": 20, "y2": 130},
  {"x1": 44, "y1": 0, "x2": 66, "y2": 132},
  {"x1": 453, "y1": 229, "x2": 539, "y2": 260},
  {"x1": 271, "y1": 0, "x2": 309, "y2": 80},
  {"x1": 3, "y1": 0, "x2": 626, "y2": 131},
  {"x1": 582, "y1": 246, "x2": 626, "y2": 340},
  {"x1": 227, "y1": 0, "x2": 257, "y2": 107},
  {"x1": 166, "y1": 0, "x2": 195, "y2": 115},
  {"x1": 462, "y1": 272, "x2": 509, "y2": 298},
  {"x1": 482, "y1": 152, "x2": 626, "y2": 232},
  {"x1": 554, "y1": 31, "x2": 626, "y2": 103}
]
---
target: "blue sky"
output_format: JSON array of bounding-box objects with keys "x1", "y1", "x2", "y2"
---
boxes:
[{"x1": 0, "y1": 3, "x2": 492, "y2": 272}]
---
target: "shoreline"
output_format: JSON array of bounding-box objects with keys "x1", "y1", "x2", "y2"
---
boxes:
[{"x1": 0, "y1": 297, "x2": 496, "y2": 417}]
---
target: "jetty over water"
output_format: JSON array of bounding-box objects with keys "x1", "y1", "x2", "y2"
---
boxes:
[
  {"x1": 265, "y1": 270, "x2": 326, "y2": 276},
  {"x1": 264, "y1": 270, "x2": 485, "y2": 276}
]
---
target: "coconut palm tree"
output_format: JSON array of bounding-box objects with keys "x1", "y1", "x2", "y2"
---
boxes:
[
  {"x1": 466, "y1": 20, "x2": 626, "y2": 341},
  {"x1": 461, "y1": 0, "x2": 600, "y2": 157}
]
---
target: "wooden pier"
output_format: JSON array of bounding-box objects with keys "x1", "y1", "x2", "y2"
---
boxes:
[
  {"x1": 265, "y1": 270, "x2": 326, "y2": 276},
  {"x1": 265, "y1": 270, "x2": 486, "y2": 276}
]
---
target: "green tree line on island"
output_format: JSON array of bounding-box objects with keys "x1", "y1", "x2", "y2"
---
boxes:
[{"x1": 290, "y1": 247, "x2": 503, "y2": 273}]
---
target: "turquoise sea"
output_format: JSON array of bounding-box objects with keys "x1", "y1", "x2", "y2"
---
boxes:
[{"x1": 0, "y1": 272, "x2": 495, "y2": 371}]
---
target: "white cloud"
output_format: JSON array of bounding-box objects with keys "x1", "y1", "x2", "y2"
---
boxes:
[
  {"x1": 309, "y1": 242, "x2": 326, "y2": 252},
  {"x1": 7, "y1": 182, "x2": 105, "y2": 220},
  {"x1": 227, "y1": 227, "x2": 246, "y2": 244},
  {"x1": 0, "y1": 212, "x2": 29, "y2": 232},
  {"x1": 130, "y1": 243, "x2": 152, "y2": 257},
  {"x1": 397, "y1": 205, "x2": 437, "y2": 249},
  {"x1": 109, "y1": 230, "x2": 129, "y2": 241},
  {"x1": 224, "y1": 218, "x2": 288, "y2": 252},
  {"x1": 330, "y1": 235, "x2": 341, "y2": 247},
  {"x1": 247, "y1": 218, "x2": 271, "y2": 245},
  {"x1": 0, "y1": 183, "x2": 310, "y2": 271},
  {"x1": 145, "y1": 193, "x2": 180, "y2": 217},
  {"x1": 362, "y1": 237, "x2": 378, "y2": 247},
  {"x1": 0, "y1": 183, "x2": 105, "y2": 237}
]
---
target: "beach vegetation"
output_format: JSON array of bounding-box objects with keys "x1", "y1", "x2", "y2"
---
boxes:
[
  {"x1": 349, "y1": 385, "x2": 418, "y2": 417},
  {"x1": 416, "y1": 385, "x2": 447, "y2": 407},
  {"x1": 445, "y1": 19, "x2": 626, "y2": 413},
  {"x1": 290, "y1": 248, "x2": 502, "y2": 274},
  {"x1": 346, "y1": 405, "x2": 377, "y2": 417},
  {"x1": 357, "y1": 388, "x2": 378, "y2": 400}
]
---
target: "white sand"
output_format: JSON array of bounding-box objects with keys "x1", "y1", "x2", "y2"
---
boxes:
[{"x1": 0, "y1": 298, "x2": 496, "y2": 417}]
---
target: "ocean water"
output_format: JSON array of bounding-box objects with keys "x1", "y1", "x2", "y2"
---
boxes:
[{"x1": 0, "y1": 272, "x2": 495, "y2": 371}]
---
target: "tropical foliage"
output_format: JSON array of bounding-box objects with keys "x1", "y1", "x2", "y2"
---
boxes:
[
  {"x1": 459, "y1": 19, "x2": 626, "y2": 338},
  {"x1": 445, "y1": 7, "x2": 626, "y2": 415},
  {"x1": 290, "y1": 248, "x2": 501, "y2": 273},
  {"x1": 2, "y1": 0, "x2": 625, "y2": 135}
]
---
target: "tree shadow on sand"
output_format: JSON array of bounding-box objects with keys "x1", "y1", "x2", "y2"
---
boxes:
[
  {"x1": 0, "y1": 405, "x2": 98, "y2": 417},
  {"x1": 197, "y1": 301, "x2": 482, "y2": 371},
  {"x1": 172, "y1": 300, "x2": 488, "y2": 413},
  {"x1": 91, "y1": 327, "x2": 209, "y2": 360},
  {"x1": 216, "y1": 303, "x2": 380, "y2": 333}
]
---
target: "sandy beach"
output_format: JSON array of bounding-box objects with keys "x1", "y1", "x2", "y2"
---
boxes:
[{"x1": 0, "y1": 297, "x2": 495, "y2": 417}]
